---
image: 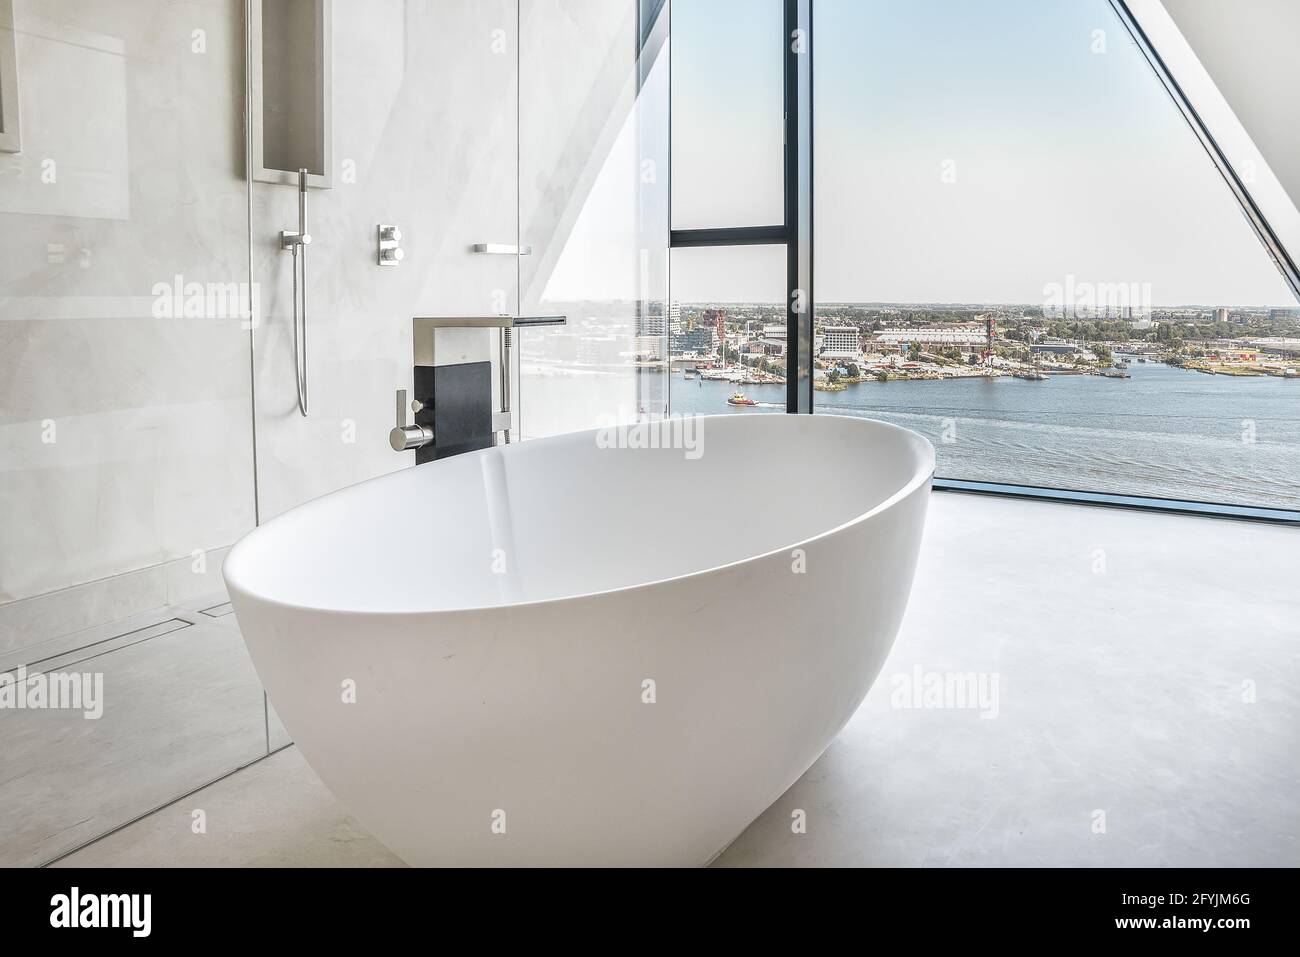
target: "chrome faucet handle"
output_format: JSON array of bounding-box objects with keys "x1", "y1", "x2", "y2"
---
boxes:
[{"x1": 389, "y1": 388, "x2": 433, "y2": 452}]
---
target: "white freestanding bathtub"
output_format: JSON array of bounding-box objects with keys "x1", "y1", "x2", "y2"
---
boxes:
[{"x1": 225, "y1": 413, "x2": 933, "y2": 866}]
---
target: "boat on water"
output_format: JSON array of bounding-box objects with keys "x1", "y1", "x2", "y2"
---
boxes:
[
  {"x1": 727, "y1": 391, "x2": 757, "y2": 407},
  {"x1": 1284, "y1": 368, "x2": 1298, "y2": 379},
  {"x1": 1014, "y1": 371, "x2": 1048, "y2": 381},
  {"x1": 683, "y1": 369, "x2": 696, "y2": 380},
  {"x1": 1100, "y1": 369, "x2": 1131, "y2": 379}
]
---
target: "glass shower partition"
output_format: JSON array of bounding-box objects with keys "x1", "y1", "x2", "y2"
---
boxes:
[
  {"x1": 0, "y1": 0, "x2": 265, "y2": 866},
  {"x1": 245, "y1": 0, "x2": 522, "y2": 744}
]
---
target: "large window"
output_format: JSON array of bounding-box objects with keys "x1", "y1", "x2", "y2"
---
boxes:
[
  {"x1": 668, "y1": 0, "x2": 812, "y2": 416},
  {"x1": 811, "y1": 0, "x2": 1300, "y2": 513},
  {"x1": 668, "y1": 245, "x2": 787, "y2": 415}
]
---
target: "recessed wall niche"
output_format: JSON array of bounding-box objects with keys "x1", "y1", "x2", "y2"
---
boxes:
[{"x1": 249, "y1": 0, "x2": 332, "y2": 187}]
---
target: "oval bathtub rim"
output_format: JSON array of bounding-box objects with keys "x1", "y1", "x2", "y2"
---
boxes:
[{"x1": 222, "y1": 413, "x2": 936, "y2": 619}]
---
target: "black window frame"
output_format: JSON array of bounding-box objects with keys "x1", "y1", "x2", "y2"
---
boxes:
[{"x1": 665, "y1": 0, "x2": 813, "y2": 415}]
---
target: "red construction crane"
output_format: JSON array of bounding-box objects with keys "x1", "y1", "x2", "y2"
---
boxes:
[{"x1": 982, "y1": 314, "x2": 996, "y2": 366}]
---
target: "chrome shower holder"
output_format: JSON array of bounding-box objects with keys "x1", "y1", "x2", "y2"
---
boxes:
[{"x1": 281, "y1": 168, "x2": 312, "y2": 416}]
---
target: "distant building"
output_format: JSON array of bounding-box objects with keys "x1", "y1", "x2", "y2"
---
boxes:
[
  {"x1": 637, "y1": 314, "x2": 667, "y2": 337},
  {"x1": 820, "y1": 325, "x2": 861, "y2": 358},
  {"x1": 874, "y1": 326, "x2": 985, "y2": 354},
  {"x1": 1029, "y1": 340, "x2": 1081, "y2": 356},
  {"x1": 636, "y1": 300, "x2": 673, "y2": 338},
  {"x1": 671, "y1": 326, "x2": 715, "y2": 356},
  {"x1": 759, "y1": 324, "x2": 787, "y2": 356},
  {"x1": 634, "y1": 335, "x2": 664, "y2": 361},
  {"x1": 703, "y1": 308, "x2": 727, "y2": 347},
  {"x1": 1246, "y1": 337, "x2": 1300, "y2": 357},
  {"x1": 1214, "y1": 308, "x2": 1230, "y2": 324}
]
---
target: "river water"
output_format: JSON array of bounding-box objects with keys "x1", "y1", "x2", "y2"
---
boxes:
[{"x1": 663, "y1": 362, "x2": 1300, "y2": 510}]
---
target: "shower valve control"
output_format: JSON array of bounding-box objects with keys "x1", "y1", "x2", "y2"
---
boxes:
[
  {"x1": 389, "y1": 388, "x2": 433, "y2": 452},
  {"x1": 377, "y1": 224, "x2": 403, "y2": 266}
]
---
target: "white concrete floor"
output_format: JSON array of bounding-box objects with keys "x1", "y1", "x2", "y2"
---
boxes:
[
  {"x1": 53, "y1": 493, "x2": 1300, "y2": 867},
  {"x1": 1, "y1": 592, "x2": 288, "y2": 867}
]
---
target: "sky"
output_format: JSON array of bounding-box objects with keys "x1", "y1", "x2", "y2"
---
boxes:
[{"x1": 544, "y1": 0, "x2": 1297, "y2": 308}]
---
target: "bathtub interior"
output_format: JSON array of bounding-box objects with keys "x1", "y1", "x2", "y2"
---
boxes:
[{"x1": 224, "y1": 414, "x2": 933, "y2": 614}]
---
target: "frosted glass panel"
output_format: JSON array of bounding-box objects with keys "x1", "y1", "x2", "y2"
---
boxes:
[{"x1": 671, "y1": 0, "x2": 784, "y2": 229}]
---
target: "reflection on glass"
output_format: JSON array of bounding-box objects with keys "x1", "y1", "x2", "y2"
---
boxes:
[
  {"x1": 519, "y1": 0, "x2": 670, "y2": 438},
  {"x1": 0, "y1": 14, "x2": 127, "y2": 217}
]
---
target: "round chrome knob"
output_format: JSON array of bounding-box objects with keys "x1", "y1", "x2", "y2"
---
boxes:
[
  {"x1": 389, "y1": 423, "x2": 433, "y2": 452},
  {"x1": 380, "y1": 247, "x2": 404, "y2": 263}
]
